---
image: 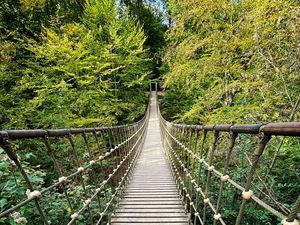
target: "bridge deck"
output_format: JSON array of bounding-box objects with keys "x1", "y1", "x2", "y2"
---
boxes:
[{"x1": 111, "y1": 93, "x2": 189, "y2": 225}]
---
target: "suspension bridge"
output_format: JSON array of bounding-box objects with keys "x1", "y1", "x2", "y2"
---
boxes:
[{"x1": 0, "y1": 91, "x2": 299, "y2": 225}]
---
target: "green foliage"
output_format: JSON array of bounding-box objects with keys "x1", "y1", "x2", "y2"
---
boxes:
[
  {"x1": 0, "y1": 0, "x2": 155, "y2": 222},
  {"x1": 0, "y1": 0, "x2": 162, "y2": 224},
  {"x1": 162, "y1": 0, "x2": 300, "y2": 124},
  {"x1": 0, "y1": 147, "x2": 46, "y2": 224},
  {"x1": 121, "y1": 0, "x2": 167, "y2": 79},
  {"x1": 161, "y1": 2, "x2": 300, "y2": 221},
  {"x1": 0, "y1": 0, "x2": 151, "y2": 129}
]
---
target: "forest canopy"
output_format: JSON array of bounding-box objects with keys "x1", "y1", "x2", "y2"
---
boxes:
[
  {"x1": 161, "y1": 0, "x2": 300, "y2": 125},
  {"x1": 2, "y1": 0, "x2": 298, "y2": 128},
  {"x1": 0, "y1": 0, "x2": 167, "y2": 129}
]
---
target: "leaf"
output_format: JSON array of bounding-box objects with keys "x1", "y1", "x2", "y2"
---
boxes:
[{"x1": 0, "y1": 199, "x2": 7, "y2": 209}]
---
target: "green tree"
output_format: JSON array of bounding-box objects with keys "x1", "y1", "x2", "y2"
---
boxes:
[
  {"x1": 162, "y1": 0, "x2": 300, "y2": 124},
  {"x1": 0, "y1": 0, "x2": 152, "y2": 129},
  {"x1": 121, "y1": 0, "x2": 167, "y2": 79}
]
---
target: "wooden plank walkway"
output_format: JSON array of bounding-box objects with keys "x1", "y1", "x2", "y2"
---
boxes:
[{"x1": 111, "y1": 92, "x2": 189, "y2": 225}]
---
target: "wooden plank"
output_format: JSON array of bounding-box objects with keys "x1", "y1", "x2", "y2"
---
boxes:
[
  {"x1": 124, "y1": 190, "x2": 179, "y2": 193},
  {"x1": 121, "y1": 198, "x2": 181, "y2": 201},
  {"x1": 111, "y1": 223, "x2": 188, "y2": 225},
  {"x1": 127, "y1": 185, "x2": 177, "y2": 188},
  {"x1": 112, "y1": 213, "x2": 187, "y2": 218},
  {"x1": 111, "y1": 92, "x2": 189, "y2": 225},
  {"x1": 116, "y1": 204, "x2": 184, "y2": 209},
  {"x1": 115, "y1": 208, "x2": 186, "y2": 213},
  {"x1": 111, "y1": 218, "x2": 189, "y2": 223},
  {"x1": 119, "y1": 202, "x2": 183, "y2": 205},
  {"x1": 124, "y1": 188, "x2": 178, "y2": 191},
  {"x1": 128, "y1": 183, "x2": 176, "y2": 186},
  {"x1": 123, "y1": 192, "x2": 179, "y2": 199},
  {"x1": 130, "y1": 179, "x2": 175, "y2": 181},
  {"x1": 129, "y1": 180, "x2": 175, "y2": 182},
  {"x1": 125, "y1": 187, "x2": 178, "y2": 190},
  {"x1": 125, "y1": 190, "x2": 179, "y2": 192}
]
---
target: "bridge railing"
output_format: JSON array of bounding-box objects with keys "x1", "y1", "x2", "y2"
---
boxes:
[
  {"x1": 159, "y1": 112, "x2": 300, "y2": 225},
  {"x1": 0, "y1": 106, "x2": 149, "y2": 224}
]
